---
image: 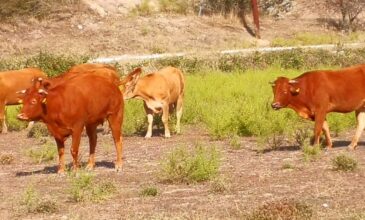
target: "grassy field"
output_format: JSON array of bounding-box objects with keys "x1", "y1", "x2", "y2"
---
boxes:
[{"x1": 5, "y1": 66, "x2": 356, "y2": 149}]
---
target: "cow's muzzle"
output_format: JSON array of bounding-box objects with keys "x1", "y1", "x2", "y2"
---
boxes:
[
  {"x1": 17, "y1": 113, "x2": 30, "y2": 121},
  {"x1": 271, "y1": 102, "x2": 282, "y2": 110}
]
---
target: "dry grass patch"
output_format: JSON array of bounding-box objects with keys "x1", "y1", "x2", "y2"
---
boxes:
[
  {"x1": 332, "y1": 153, "x2": 358, "y2": 172},
  {"x1": 0, "y1": 153, "x2": 14, "y2": 165}
]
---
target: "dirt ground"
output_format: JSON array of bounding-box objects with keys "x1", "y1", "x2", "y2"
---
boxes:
[{"x1": 0, "y1": 125, "x2": 364, "y2": 219}]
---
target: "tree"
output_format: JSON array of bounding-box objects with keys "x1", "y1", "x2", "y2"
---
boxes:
[{"x1": 326, "y1": 0, "x2": 365, "y2": 32}]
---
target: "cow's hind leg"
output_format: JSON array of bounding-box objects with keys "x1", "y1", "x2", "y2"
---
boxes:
[
  {"x1": 108, "y1": 111, "x2": 123, "y2": 171},
  {"x1": 348, "y1": 110, "x2": 365, "y2": 150},
  {"x1": 0, "y1": 105, "x2": 7, "y2": 133},
  {"x1": 162, "y1": 102, "x2": 170, "y2": 138},
  {"x1": 85, "y1": 124, "x2": 98, "y2": 170},
  {"x1": 175, "y1": 95, "x2": 183, "y2": 134},
  {"x1": 313, "y1": 112, "x2": 326, "y2": 147},
  {"x1": 144, "y1": 102, "x2": 154, "y2": 138},
  {"x1": 322, "y1": 120, "x2": 333, "y2": 148}
]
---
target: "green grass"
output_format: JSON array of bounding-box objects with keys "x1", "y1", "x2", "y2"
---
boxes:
[
  {"x1": 68, "y1": 171, "x2": 117, "y2": 202},
  {"x1": 302, "y1": 144, "x2": 322, "y2": 162},
  {"x1": 160, "y1": 143, "x2": 220, "y2": 183},
  {"x1": 271, "y1": 32, "x2": 365, "y2": 47},
  {"x1": 332, "y1": 153, "x2": 358, "y2": 171},
  {"x1": 5, "y1": 106, "x2": 28, "y2": 131},
  {"x1": 140, "y1": 186, "x2": 158, "y2": 197}
]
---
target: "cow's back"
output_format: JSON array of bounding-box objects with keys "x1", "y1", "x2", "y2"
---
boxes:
[
  {"x1": 296, "y1": 64, "x2": 365, "y2": 112},
  {"x1": 0, "y1": 68, "x2": 46, "y2": 105},
  {"x1": 139, "y1": 67, "x2": 184, "y2": 102},
  {"x1": 46, "y1": 75, "x2": 122, "y2": 126}
]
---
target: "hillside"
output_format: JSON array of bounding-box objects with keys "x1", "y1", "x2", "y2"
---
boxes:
[{"x1": 0, "y1": 0, "x2": 364, "y2": 59}]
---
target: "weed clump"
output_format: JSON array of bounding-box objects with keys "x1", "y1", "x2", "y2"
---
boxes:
[
  {"x1": 27, "y1": 123, "x2": 49, "y2": 138},
  {"x1": 332, "y1": 153, "x2": 358, "y2": 172},
  {"x1": 140, "y1": 186, "x2": 158, "y2": 197},
  {"x1": 27, "y1": 142, "x2": 57, "y2": 164},
  {"x1": 245, "y1": 199, "x2": 313, "y2": 220},
  {"x1": 68, "y1": 171, "x2": 117, "y2": 202},
  {"x1": 0, "y1": 154, "x2": 14, "y2": 165},
  {"x1": 20, "y1": 185, "x2": 57, "y2": 214},
  {"x1": 302, "y1": 144, "x2": 322, "y2": 162},
  {"x1": 160, "y1": 144, "x2": 220, "y2": 183}
]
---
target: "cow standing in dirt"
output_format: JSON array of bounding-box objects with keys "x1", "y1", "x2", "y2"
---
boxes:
[
  {"x1": 121, "y1": 67, "x2": 185, "y2": 138},
  {"x1": 0, "y1": 68, "x2": 46, "y2": 133},
  {"x1": 17, "y1": 74, "x2": 124, "y2": 173},
  {"x1": 271, "y1": 64, "x2": 365, "y2": 150}
]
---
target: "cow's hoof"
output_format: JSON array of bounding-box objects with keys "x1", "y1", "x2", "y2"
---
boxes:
[
  {"x1": 164, "y1": 134, "x2": 171, "y2": 138},
  {"x1": 57, "y1": 169, "x2": 65, "y2": 175},
  {"x1": 347, "y1": 145, "x2": 357, "y2": 151},
  {"x1": 85, "y1": 164, "x2": 95, "y2": 171},
  {"x1": 144, "y1": 135, "x2": 152, "y2": 139}
]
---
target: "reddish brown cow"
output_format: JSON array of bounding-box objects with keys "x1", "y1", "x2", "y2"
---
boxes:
[
  {"x1": 121, "y1": 67, "x2": 184, "y2": 138},
  {"x1": 0, "y1": 68, "x2": 46, "y2": 133},
  {"x1": 271, "y1": 64, "x2": 365, "y2": 150},
  {"x1": 17, "y1": 74, "x2": 124, "y2": 173}
]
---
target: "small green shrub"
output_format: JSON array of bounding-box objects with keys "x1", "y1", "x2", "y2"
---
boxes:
[
  {"x1": 68, "y1": 172, "x2": 117, "y2": 202},
  {"x1": 131, "y1": 0, "x2": 153, "y2": 16},
  {"x1": 332, "y1": 153, "x2": 358, "y2": 171},
  {"x1": 140, "y1": 186, "x2": 158, "y2": 197},
  {"x1": 27, "y1": 142, "x2": 57, "y2": 164},
  {"x1": 0, "y1": 154, "x2": 14, "y2": 165},
  {"x1": 27, "y1": 123, "x2": 49, "y2": 138},
  {"x1": 160, "y1": 144, "x2": 220, "y2": 183},
  {"x1": 302, "y1": 144, "x2": 322, "y2": 162},
  {"x1": 245, "y1": 199, "x2": 313, "y2": 220},
  {"x1": 20, "y1": 185, "x2": 57, "y2": 213},
  {"x1": 282, "y1": 162, "x2": 295, "y2": 170}
]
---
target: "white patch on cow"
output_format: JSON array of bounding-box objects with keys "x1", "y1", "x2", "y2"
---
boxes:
[{"x1": 145, "y1": 101, "x2": 163, "y2": 114}]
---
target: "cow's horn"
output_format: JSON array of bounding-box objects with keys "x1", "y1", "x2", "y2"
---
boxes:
[
  {"x1": 16, "y1": 90, "x2": 26, "y2": 94},
  {"x1": 289, "y1": 79, "x2": 298, "y2": 84},
  {"x1": 38, "y1": 89, "x2": 48, "y2": 95}
]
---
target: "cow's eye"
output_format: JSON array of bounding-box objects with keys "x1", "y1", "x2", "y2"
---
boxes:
[{"x1": 31, "y1": 99, "x2": 37, "y2": 105}]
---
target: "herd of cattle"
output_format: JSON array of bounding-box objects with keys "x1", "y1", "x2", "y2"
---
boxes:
[
  {"x1": 0, "y1": 63, "x2": 364, "y2": 173},
  {"x1": 1, "y1": 64, "x2": 184, "y2": 173}
]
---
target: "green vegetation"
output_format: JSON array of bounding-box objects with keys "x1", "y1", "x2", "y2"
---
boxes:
[
  {"x1": 5, "y1": 106, "x2": 27, "y2": 131},
  {"x1": 160, "y1": 144, "x2": 220, "y2": 183},
  {"x1": 210, "y1": 176, "x2": 230, "y2": 193},
  {"x1": 140, "y1": 186, "x2": 158, "y2": 197},
  {"x1": 282, "y1": 162, "x2": 295, "y2": 170},
  {"x1": 159, "y1": 0, "x2": 189, "y2": 14},
  {"x1": 131, "y1": 0, "x2": 154, "y2": 16},
  {"x1": 68, "y1": 171, "x2": 117, "y2": 202},
  {"x1": 332, "y1": 153, "x2": 358, "y2": 171},
  {"x1": 271, "y1": 32, "x2": 365, "y2": 47},
  {"x1": 20, "y1": 185, "x2": 57, "y2": 213},
  {"x1": 245, "y1": 199, "x2": 313, "y2": 220},
  {"x1": 302, "y1": 144, "x2": 322, "y2": 162},
  {"x1": 229, "y1": 135, "x2": 242, "y2": 150},
  {"x1": 27, "y1": 142, "x2": 57, "y2": 164}
]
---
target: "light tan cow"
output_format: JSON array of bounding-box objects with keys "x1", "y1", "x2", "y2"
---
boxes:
[
  {"x1": 0, "y1": 68, "x2": 46, "y2": 133},
  {"x1": 121, "y1": 66, "x2": 185, "y2": 138}
]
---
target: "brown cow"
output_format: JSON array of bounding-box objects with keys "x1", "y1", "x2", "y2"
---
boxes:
[
  {"x1": 271, "y1": 64, "x2": 365, "y2": 150},
  {"x1": 121, "y1": 66, "x2": 184, "y2": 138},
  {"x1": 17, "y1": 74, "x2": 124, "y2": 173},
  {"x1": 0, "y1": 68, "x2": 46, "y2": 133}
]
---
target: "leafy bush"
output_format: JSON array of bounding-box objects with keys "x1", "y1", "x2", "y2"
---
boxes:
[
  {"x1": 332, "y1": 153, "x2": 358, "y2": 171},
  {"x1": 5, "y1": 106, "x2": 27, "y2": 131},
  {"x1": 302, "y1": 144, "x2": 322, "y2": 162},
  {"x1": 27, "y1": 123, "x2": 49, "y2": 138},
  {"x1": 159, "y1": 0, "x2": 189, "y2": 14},
  {"x1": 160, "y1": 144, "x2": 220, "y2": 183}
]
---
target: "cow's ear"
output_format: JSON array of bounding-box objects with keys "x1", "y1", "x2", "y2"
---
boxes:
[
  {"x1": 120, "y1": 67, "x2": 142, "y2": 87},
  {"x1": 290, "y1": 86, "x2": 300, "y2": 95}
]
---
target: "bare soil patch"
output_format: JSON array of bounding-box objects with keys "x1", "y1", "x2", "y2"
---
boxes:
[{"x1": 0, "y1": 126, "x2": 364, "y2": 219}]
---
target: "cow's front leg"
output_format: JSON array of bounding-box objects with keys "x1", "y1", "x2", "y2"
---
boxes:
[
  {"x1": 313, "y1": 112, "x2": 326, "y2": 147},
  {"x1": 162, "y1": 103, "x2": 170, "y2": 138},
  {"x1": 348, "y1": 110, "x2": 365, "y2": 150},
  {"x1": 70, "y1": 127, "x2": 83, "y2": 171},
  {"x1": 55, "y1": 138, "x2": 66, "y2": 174}
]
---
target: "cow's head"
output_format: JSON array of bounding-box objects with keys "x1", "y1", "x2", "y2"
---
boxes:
[
  {"x1": 120, "y1": 67, "x2": 142, "y2": 100},
  {"x1": 270, "y1": 77, "x2": 300, "y2": 110},
  {"x1": 17, "y1": 77, "x2": 51, "y2": 121}
]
